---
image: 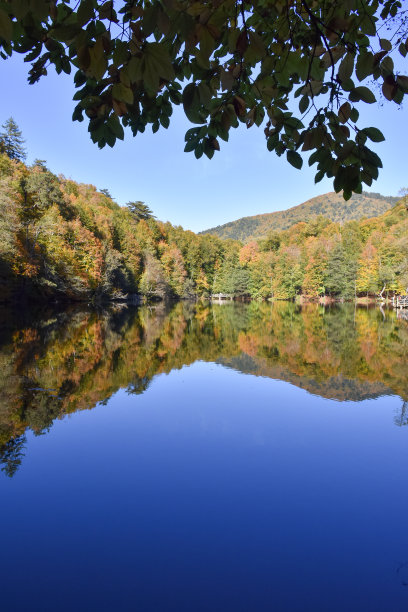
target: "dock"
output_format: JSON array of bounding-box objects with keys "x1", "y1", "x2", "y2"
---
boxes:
[
  {"x1": 210, "y1": 293, "x2": 233, "y2": 301},
  {"x1": 392, "y1": 295, "x2": 408, "y2": 309}
]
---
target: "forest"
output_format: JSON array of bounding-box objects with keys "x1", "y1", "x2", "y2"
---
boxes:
[
  {"x1": 201, "y1": 191, "x2": 400, "y2": 242},
  {"x1": 0, "y1": 119, "x2": 407, "y2": 303}
]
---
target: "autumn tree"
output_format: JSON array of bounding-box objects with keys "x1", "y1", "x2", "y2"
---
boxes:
[
  {"x1": 22, "y1": 161, "x2": 65, "y2": 221},
  {"x1": 139, "y1": 252, "x2": 168, "y2": 299},
  {"x1": 356, "y1": 242, "x2": 380, "y2": 294},
  {"x1": 1, "y1": 1, "x2": 408, "y2": 197},
  {"x1": 0, "y1": 117, "x2": 26, "y2": 161}
]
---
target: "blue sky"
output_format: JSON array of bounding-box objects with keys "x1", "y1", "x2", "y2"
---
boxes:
[{"x1": 1, "y1": 54, "x2": 407, "y2": 232}]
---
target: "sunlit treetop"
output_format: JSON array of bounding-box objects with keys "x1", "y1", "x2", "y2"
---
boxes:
[
  {"x1": 0, "y1": 116, "x2": 26, "y2": 161},
  {"x1": 1, "y1": 0, "x2": 407, "y2": 198}
]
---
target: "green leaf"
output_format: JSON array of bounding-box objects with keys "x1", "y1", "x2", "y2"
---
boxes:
[
  {"x1": 112, "y1": 83, "x2": 134, "y2": 104},
  {"x1": 355, "y1": 52, "x2": 373, "y2": 81},
  {"x1": 381, "y1": 56, "x2": 394, "y2": 74},
  {"x1": 361, "y1": 146, "x2": 383, "y2": 168},
  {"x1": 333, "y1": 167, "x2": 345, "y2": 193},
  {"x1": 88, "y1": 38, "x2": 107, "y2": 80},
  {"x1": 349, "y1": 86, "x2": 376, "y2": 103},
  {"x1": 285, "y1": 117, "x2": 304, "y2": 130},
  {"x1": 127, "y1": 56, "x2": 143, "y2": 82},
  {"x1": 397, "y1": 75, "x2": 408, "y2": 92},
  {"x1": 194, "y1": 143, "x2": 203, "y2": 159},
  {"x1": 338, "y1": 53, "x2": 354, "y2": 82},
  {"x1": 287, "y1": 150, "x2": 303, "y2": 169},
  {"x1": 50, "y1": 25, "x2": 80, "y2": 43},
  {"x1": 299, "y1": 95, "x2": 309, "y2": 114},
  {"x1": 182, "y1": 83, "x2": 206, "y2": 124},
  {"x1": 113, "y1": 41, "x2": 129, "y2": 67},
  {"x1": 361, "y1": 127, "x2": 385, "y2": 142},
  {"x1": 315, "y1": 170, "x2": 324, "y2": 183},
  {"x1": 338, "y1": 102, "x2": 351, "y2": 123},
  {"x1": 382, "y1": 77, "x2": 397, "y2": 100},
  {"x1": 342, "y1": 166, "x2": 360, "y2": 191},
  {"x1": 246, "y1": 31, "x2": 266, "y2": 62},
  {"x1": 198, "y1": 82, "x2": 211, "y2": 108},
  {"x1": 107, "y1": 115, "x2": 124, "y2": 140},
  {"x1": 160, "y1": 114, "x2": 170, "y2": 128},
  {"x1": 77, "y1": 0, "x2": 95, "y2": 26},
  {"x1": 184, "y1": 140, "x2": 197, "y2": 152},
  {"x1": 380, "y1": 38, "x2": 392, "y2": 52},
  {"x1": 144, "y1": 42, "x2": 175, "y2": 82}
]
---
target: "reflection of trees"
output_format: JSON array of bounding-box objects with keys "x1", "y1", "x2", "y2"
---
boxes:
[
  {"x1": 127, "y1": 376, "x2": 151, "y2": 395},
  {"x1": 0, "y1": 302, "x2": 408, "y2": 476},
  {"x1": 0, "y1": 435, "x2": 26, "y2": 477},
  {"x1": 395, "y1": 401, "x2": 408, "y2": 427}
]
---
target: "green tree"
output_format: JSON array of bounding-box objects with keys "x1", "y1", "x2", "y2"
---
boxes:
[
  {"x1": 20, "y1": 161, "x2": 65, "y2": 223},
  {"x1": 126, "y1": 201, "x2": 155, "y2": 221},
  {"x1": 326, "y1": 242, "x2": 358, "y2": 298},
  {"x1": 260, "y1": 231, "x2": 281, "y2": 253},
  {"x1": 0, "y1": 117, "x2": 26, "y2": 161},
  {"x1": 273, "y1": 249, "x2": 304, "y2": 299},
  {"x1": 0, "y1": 435, "x2": 26, "y2": 477},
  {"x1": 0, "y1": 1, "x2": 407, "y2": 197}
]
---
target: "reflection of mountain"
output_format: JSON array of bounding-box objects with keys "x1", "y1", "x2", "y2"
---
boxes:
[
  {"x1": 218, "y1": 354, "x2": 393, "y2": 402},
  {"x1": 1, "y1": 301, "x2": 407, "y2": 475}
]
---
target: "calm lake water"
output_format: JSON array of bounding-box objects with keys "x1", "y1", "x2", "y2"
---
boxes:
[{"x1": 1, "y1": 302, "x2": 408, "y2": 611}]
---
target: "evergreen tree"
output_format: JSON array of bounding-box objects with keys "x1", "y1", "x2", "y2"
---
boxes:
[
  {"x1": 126, "y1": 201, "x2": 155, "y2": 221},
  {"x1": 0, "y1": 435, "x2": 26, "y2": 477},
  {"x1": 0, "y1": 117, "x2": 26, "y2": 161}
]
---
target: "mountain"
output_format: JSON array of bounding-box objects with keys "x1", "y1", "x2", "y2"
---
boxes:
[{"x1": 201, "y1": 191, "x2": 399, "y2": 242}]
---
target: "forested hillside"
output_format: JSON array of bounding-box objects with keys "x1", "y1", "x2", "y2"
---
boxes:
[
  {"x1": 0, "y1": 152, "x2": 238, "y2": 302},
  {"x1": 202, "y1": 192, "x2": 399, "y2": 242},
  {"x1": 216, "y1": 203, "x2": 408, "y2": 300},
  {"x1": 0, "y1": 151, "x2": 407, "y2": 303}
]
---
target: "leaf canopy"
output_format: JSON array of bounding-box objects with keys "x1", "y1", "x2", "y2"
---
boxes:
[{"x1": 1, "y1": 0, "x2": 408, "y2": 196}]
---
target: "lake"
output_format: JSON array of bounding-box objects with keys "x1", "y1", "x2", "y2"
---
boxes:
[{"x1": 1, "y1": 301, "x2": 408, "y2": 611}]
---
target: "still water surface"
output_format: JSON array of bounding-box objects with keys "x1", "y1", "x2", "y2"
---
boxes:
[{"x1": 1, "y1": 302, "x2": 408, "y2": 611}]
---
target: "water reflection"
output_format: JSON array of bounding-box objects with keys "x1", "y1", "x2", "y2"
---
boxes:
[{"x1": 1, "y1": 301, "x2": 407, "y2": 475}]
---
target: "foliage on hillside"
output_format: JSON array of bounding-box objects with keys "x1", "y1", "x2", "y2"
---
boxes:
[
  {"x1": 201, "y1": 191, "x2": 399, "y2": 242},
  {"x1": 0, "y1": 152, "x2": 238, "y2": 302},
  {"x1": 1, "y1": 302, "x2": 407, "y2": 476},
  {"x1": 0, "y1": 152, "x2": 407, "y2": 303},
  {"x1": 222, "y1": 202, "x2": 408, "y2": 300}
]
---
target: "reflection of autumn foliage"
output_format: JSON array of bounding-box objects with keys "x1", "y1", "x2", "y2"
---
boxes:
[
  {"x1": 1, "y1": 302, "x2": 408, "y2": 475},
  {"x1": 238, "y1": 332, "x2": 260, "y2": 358}
]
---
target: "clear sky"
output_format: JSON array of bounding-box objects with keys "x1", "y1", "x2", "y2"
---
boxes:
[{"x1": 1, "y1": 54, "x2": 407, "y2": 233}]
